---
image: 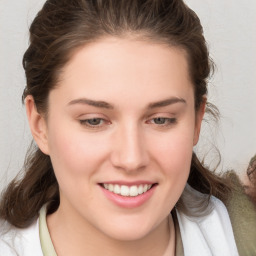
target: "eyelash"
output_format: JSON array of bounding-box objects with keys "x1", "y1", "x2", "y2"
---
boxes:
[{"x1": 79, "y1": 117, "x2": 177, "y2": 129}]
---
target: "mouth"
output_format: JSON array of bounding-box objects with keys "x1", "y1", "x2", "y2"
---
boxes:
[{"x1": 99, "y1": 183, "x2": 157, "y2": 197}]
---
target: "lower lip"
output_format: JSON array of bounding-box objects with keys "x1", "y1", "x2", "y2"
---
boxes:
[{"x1": 99, "y1": 185, "x2": 156, "y2": 208}]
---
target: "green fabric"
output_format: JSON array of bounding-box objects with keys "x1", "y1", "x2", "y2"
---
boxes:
[
  {"x1": 172, "y1": 210, "x2": 184, "y2": 256},
  {"x1": 39, "y1": 205, "x2": 57, "y2": 256},
  {"x1": 224, "y1": 173, "x2": 256, "y2": 256}
]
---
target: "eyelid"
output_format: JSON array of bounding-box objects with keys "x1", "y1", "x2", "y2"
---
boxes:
[
  {"x1": 145, "y1": 112, "x2": 176, "y2": 120},
  {"x1": 147, "y1": 117, "x2": 177, "y2": 124},
  {"x1": 80, "y1": 117, "x2": 103, "y2": 124},
  {"x1": 78, "y1": 114, "x2": 111, "y2": 129},
  {"x1": 145, "y1": 113, "x2": 177, "y2": 127}
]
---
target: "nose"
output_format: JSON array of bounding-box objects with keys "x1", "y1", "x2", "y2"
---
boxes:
[{"x1": 110, "y1": 123, "x2": 149, "y2": 172}]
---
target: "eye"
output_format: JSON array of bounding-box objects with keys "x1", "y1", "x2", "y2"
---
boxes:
[
  {"x1": 147, "y1": 117, "x2": 177, "y2": 126},
  {"x1": 153, "y1": 117, "x2": 168, "y2": 125},
  {"x1": 79, "y1": 118, "x2": 108, "y2": 128}
]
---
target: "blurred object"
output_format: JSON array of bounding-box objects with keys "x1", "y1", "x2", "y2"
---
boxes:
[
  {"x1": 245, "y1": 154, "x2": 256, "y2": 205},
  {"x1": 247, "y1": 155, "x2": 256, "y2": 179}
]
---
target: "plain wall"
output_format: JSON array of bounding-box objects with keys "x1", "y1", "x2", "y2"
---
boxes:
[{"x1": 0, "y1": 0, "x2": 256, "y2": 192}]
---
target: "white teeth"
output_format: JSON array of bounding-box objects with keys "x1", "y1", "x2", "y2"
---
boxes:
[
  {"x1": 103, "y1": 184, "x2": 153, "y2": 197},
  {"x1": 120, "y1": 185, "x2": 129, "y2": 196},
  {"x1": 108, "y1": 184, "x2": 114, "y2": 192},
  {"x1": 114, "y1": 184, "x2": 120, "y2": 194},
  {"x1": 130, "y1": 185, "x2": 138, "y2": 197},
  {"x1": 138, "y1": 185, "x2": 143, "y2": 195}
]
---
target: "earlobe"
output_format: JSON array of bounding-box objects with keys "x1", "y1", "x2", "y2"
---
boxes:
[
  {"x1": 193, "y1": 98, "x2": 206, "y2": 146},
  {"x1": 25, "y1": 95, "x2": 49, "y2": 155}
]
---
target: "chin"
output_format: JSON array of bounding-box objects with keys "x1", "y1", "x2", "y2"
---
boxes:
[
  {"x1": 97, "y1": 215, "x2": 163, "y2": 242},
  {"x1": 103, "y1": 226, "x2": 152, "y2": 242}
]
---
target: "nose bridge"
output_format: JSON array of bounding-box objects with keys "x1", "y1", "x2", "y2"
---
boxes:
[{"x1": 111, "y1": 121, "x2": 148, "y2": 171}]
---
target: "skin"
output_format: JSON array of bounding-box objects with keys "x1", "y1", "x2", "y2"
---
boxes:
[{"x1": 26, "y1": 37, "x2": 205, "y2": 256}]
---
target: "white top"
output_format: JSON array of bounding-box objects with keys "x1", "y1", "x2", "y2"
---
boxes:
[
  {"x1": 0, "y1": 196, "x2": 239, "y2": 256},
  {"x1": 176, "y1": 196, "x2": 239, "y2": 256},
  {"x1": 0, "y1": 218, "x2": 43, "y2": 256}
]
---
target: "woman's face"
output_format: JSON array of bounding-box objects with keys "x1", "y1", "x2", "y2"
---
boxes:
[{"x1": 31, "y1": 37, "x2": 204, "y2": 241}]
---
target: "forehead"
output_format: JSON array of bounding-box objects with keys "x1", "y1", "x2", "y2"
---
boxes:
[
  {"x1": 52, "y1": 37, "x2": 193, "y2": 107},
  {"x1": 62, "y1": 37, "x2": 189, "y2": 78}
]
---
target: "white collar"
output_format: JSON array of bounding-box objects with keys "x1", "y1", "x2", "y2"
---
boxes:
[{"x1": 176, "y1": 196, "x2": 239, "y2": 256}]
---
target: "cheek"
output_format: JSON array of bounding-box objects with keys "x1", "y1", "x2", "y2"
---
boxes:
[
  {"x1": 148, "y1": 125, "x2": 195, "y2": 189},
  {"x1": 47, "y1": 127, "x2": 112, "y2": 205},
  {"x1": 144, "y1": 129, "x2": 194, "y2": 217},
  {"x1": 158, "y1": 138, "x2": 193, "y2": 185},
  {"x1": 150, "y1": 127, "x2": 194, "y2": 169},
  {"x1": 47, "y1": 124, "x2": 109, "y2": 179}
]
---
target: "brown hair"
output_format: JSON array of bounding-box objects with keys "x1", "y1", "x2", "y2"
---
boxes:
[{"x1": 0, "y1": 0, "x2": 231, "y2": 228}]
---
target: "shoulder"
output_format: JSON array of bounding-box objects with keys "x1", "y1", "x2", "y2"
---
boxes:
[
  {"x1": 224, "y1": 172, "x2": 256, "y2": 255},
  {"x1": 176, "y1": 187, "x2": 239, "y2": 255},
  {"x1": 0, "y1": 218, "x2": 43, "y2": 256}
]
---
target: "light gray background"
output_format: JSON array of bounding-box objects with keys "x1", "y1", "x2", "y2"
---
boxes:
[{"x1": 0, "y1": 0, "x2": 256, "y2": 192}]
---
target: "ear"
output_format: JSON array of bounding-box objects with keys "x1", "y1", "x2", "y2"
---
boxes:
[
  {"x1": 25, "y1": 95, "x2": 49, "y2": 155},
  {"x1": 193, "y1": 97, "x2": 206, "y2": 146}
]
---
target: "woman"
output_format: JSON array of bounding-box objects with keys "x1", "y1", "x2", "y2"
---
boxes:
[{"x1": 0, "y1": 0, "x2": 255, "y2": 255}]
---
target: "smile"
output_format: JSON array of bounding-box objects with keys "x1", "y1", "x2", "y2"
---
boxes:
[{"x1": 102, "y1": 184, "x2": 153, "y2": 197}]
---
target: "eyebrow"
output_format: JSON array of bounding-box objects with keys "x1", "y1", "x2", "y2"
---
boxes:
[
  {"x1": 148, "y1": 97, "x2": 186, "y2": 109},
  {"x1": 68, "y1": 98, "x2": 114, "y2": 109},
  {"x1": 67, "y1": 97, "x2": 186, "y2": 109}
]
